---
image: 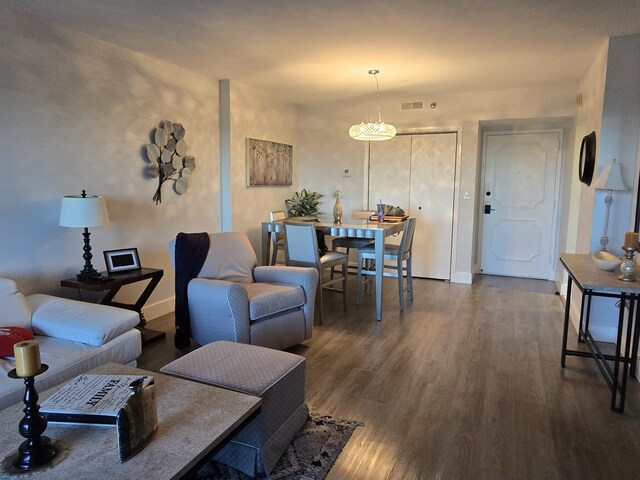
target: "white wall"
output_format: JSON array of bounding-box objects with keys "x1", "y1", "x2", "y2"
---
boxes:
[
  {"x1": 0, "y1": 8, "x2": 219, "y2": 316},
  {"x1": 298, "y1": 85, "x2": 577, "y2": 282},
  {"x1": 578, "y1": 35, "x2": 640, "y2": 341},
  {"x1": 596, "y1": 34, "x2": 640, "y2": 246},
  {"x1": 227, "y1": 81, "x2": 299, "y2": 258}
]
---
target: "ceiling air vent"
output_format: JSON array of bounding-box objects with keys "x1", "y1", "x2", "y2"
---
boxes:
[{"x1": 401, "y1": 101, "x2": 424, "y2": 110}]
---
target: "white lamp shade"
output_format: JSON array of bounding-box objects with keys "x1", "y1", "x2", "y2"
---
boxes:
[
  {"x1": 59, "y1": 195, "x2": 109, "y2": 228},
  {"x1": 593, "y1": 159, "x2": 629, "y2": 191}
]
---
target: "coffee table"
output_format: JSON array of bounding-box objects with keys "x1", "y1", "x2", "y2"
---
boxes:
[{"x1": 0, "y1": 363, "x2": 261, "y2": 479}]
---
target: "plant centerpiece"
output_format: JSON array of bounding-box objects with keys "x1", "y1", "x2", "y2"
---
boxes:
[{"x1": 285, "y1": 189, "x2": 323, "y2": 218}]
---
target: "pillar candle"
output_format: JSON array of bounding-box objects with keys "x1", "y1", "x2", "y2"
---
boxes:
[
  {"x1": 13, "y1": 340, "x2": 41, "y2": 377},
  {"x1": 624, "y1": 232, "x2": 639, "y2": 249}
]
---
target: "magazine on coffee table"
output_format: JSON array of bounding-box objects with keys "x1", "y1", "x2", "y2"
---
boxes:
[{"x1": 40, "y1": 374, "x2": 154, "y2": 425}]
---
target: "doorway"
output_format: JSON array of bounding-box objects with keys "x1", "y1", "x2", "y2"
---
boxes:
[{"x1": 479, "y1": 130, "x2": 562, "y2": 280}]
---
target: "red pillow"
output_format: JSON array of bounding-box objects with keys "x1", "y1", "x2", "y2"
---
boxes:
[{"x1": 0, "y1": 327, "x2": 35, "y2": 357}]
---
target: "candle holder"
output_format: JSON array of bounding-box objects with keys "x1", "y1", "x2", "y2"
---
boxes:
[
  {"x1": 619, "y1": 246, "x2": 637, "y2": 282},
  {"x1": 4, "y1": 364, "x2": 59, "y2": 472}
]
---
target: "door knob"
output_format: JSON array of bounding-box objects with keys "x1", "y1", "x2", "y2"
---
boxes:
[{"x1": 418, "y1": 206, "x2": 422, "y2": 210}]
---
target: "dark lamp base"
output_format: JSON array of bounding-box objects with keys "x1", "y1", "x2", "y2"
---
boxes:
[
  {"x1": 76, "y1": 269, "x2": 102, "y2": 281},
  {"x1": 2, "y1": 440, "x2": 68, "y2": 475}
]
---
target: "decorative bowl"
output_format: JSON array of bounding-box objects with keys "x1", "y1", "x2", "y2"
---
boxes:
[{"x1": 591, "y1": 251, "x2": 622, "y2": 271}]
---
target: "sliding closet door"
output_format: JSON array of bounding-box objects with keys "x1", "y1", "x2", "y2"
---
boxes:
[
  {"x1": 368, "y1": 136, "x2": 411, "y2": 247},
  {"x1": 369, "y1": 133, "x2": 457, "y2": 279},
  {"x1": 409, "y1": 133, "x2": 457, "y2": 279},
  {"x1": 368, "y1": 136, "x2": 411, "y2": 213}
]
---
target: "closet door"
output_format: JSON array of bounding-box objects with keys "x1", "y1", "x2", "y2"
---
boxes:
[
  {"x1": 368, "y1": 136, "x2": 411, "y2": 247},
  {"x1": 369, "y1": 133, "x2": 457, "y2": 279},
  {"x1": 368, "y1": 136, "x2": 411, "y2": 214},
  {"x1": 409, "y1": 133, "x2": 457, "y2": 279}
]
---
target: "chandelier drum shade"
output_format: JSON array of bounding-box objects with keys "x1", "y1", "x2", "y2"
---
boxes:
[
  {"x1": 348, "y1": 120, "x2": 397, "y2": 142},
  {"x1": 349, "y1": 70, "x2": 397, "y2": 142}
]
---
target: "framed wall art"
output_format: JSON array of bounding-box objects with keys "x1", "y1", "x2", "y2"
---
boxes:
[{"x1": 246, "y1": 138, "x2": 292, "y2": 186}]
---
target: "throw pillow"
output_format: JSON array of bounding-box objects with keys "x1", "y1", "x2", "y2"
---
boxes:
[
  {"x1": 0, "y1": 327, "x2": 34, "y2": 357},
  {"x1": 198, "y1": 232, "x2": 257, "y2": 283}
]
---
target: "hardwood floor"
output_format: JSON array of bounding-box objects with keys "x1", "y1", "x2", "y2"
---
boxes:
[{"x1": 138, "y1": 275, "x2": 640, "y2": 480}]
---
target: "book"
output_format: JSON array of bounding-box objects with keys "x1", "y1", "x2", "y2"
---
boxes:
[{"x1": 40, "y1": 374, "x2": 154, "y2": 426}]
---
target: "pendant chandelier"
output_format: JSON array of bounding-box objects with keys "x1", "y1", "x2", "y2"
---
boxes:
[{"x1": 349, "y1": 69, "x2": 396, "y2": 142}]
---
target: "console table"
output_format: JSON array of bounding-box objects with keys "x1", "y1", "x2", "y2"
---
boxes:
[
  {"x1": 0, "y1": 363, "x2": 261, "y2": 479},
  {"x1": 61, "y1": 268, "x2": 165, "y2": 345},
  {"x1": 560, "y1": 253, "x2": 640, "y2": 412}
]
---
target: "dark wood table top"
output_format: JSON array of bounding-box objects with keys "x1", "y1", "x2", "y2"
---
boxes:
[{"x1": 60, "y1": 268, "x2": 163, "y2": 292}]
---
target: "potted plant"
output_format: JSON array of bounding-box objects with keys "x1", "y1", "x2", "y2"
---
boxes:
[{"x1": 285, "y1": 189, "x2": 323, "y2": 218}]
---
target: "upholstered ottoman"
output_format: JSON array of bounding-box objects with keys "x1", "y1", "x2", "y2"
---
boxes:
[{"x1": 160, "y1": 341, "x2": 308, "y2": 477}]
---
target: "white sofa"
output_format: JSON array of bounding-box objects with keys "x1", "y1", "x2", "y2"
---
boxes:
[{"x1": 0, "y1": 278, "x2": 141, "y2": 410}]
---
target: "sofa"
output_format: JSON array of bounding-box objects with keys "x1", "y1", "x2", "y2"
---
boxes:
[{"x1": 0, "y1": 278, "x2": 141, "y2": 410}]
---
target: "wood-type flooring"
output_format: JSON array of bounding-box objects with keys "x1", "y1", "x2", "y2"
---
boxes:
[{"x1": 138, "y1": 275, "x2": 640, "y2": 480}]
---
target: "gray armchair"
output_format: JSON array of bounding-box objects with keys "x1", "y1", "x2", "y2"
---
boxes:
[{"x1": 170, "y1": 232, "x2": 318, "y2": 350}]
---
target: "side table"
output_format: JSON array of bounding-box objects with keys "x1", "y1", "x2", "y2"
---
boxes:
[
  {"x1": 559, "y1": 253, "x2": 640, "y2": 412},
  {"x1": 61, "y1": 268, "x2": 165, "y2": 346}
]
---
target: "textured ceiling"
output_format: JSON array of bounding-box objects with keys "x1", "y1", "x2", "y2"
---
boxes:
[{"x1": 5, "y1": 0, "x2": 640, "y2": 106}]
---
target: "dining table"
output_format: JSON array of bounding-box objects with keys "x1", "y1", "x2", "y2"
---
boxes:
[{"x1": 260, "y1": 219, "x2": 406, "y2": 321}]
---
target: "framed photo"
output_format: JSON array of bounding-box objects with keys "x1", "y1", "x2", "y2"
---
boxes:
[{"x1": 103, "y1": 248, "x2": 141, "y2": 274}]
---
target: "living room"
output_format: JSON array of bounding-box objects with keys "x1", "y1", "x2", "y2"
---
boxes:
[{"x1": 2, "y1": 1, "x2": 640, "y2": 479}]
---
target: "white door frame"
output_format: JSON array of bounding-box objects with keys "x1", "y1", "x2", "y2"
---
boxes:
[{"x1": 477, "y1": 128, "x2": 564, "y2": 281}]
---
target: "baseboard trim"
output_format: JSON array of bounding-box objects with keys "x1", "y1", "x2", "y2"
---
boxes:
[
  {"x1": 558, "y1": 282, "x2": 568, "y2": 297},
  {"x1": 142, "y1": 296, "x2": 174, "y2": 321},
  {"x1": 450, "y1": 272, "x2": 472, "y2": 284}
]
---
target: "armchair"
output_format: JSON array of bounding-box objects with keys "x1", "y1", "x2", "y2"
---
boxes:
[{"x1": 170, "y1": 232, "x2": 318, "y2": 350}]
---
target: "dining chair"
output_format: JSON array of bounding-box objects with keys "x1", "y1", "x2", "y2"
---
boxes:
[
  {"x1": 284, "y1": 221, "x2": 347, "y2": 324},
  {"x1": 356, "y1": 217, "x2": 416, "y2": 312},
  {"x1": 269, "y1": 210, "x2": 287, "y2": 265},
  {"x1": 331, "y1": 209, "x2": 376, "y2": 273}
]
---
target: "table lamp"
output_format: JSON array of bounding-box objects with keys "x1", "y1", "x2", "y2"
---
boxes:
[
  {"x1": 593, "y1": 159, "x2": 629, "y2": 251},
  {"x1": 59, "y1": 190, "x2": 109, "y2": 280}
]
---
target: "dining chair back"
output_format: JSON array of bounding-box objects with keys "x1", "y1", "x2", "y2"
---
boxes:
[
  {"x1": 284, "y1": 221, "x2": 347, "y2": 324},
  {"x1": 269, "y1": 210, "x2": 287, "y2": 265},
  {"x1": 356, "y1": 217, "x2": 416, "y2": 312}
]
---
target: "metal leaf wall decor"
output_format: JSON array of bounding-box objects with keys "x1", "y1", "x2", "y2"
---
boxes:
[{"x1": 143, "y1": 120, "x2": 196, "y2": 204}]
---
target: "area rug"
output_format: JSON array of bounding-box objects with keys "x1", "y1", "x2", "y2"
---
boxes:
[{"x1": 196, "y1": 414, "x2": 363, "y2": 480}]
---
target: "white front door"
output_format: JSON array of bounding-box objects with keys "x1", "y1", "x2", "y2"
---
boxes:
[{"x1": 480, "y1": 130, "x2": 561, "y2": 279}]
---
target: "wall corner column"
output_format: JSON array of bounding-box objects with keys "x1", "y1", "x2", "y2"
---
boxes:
[{"x1": 219, "y1": 79, "x2": 232, "y2": 231}]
